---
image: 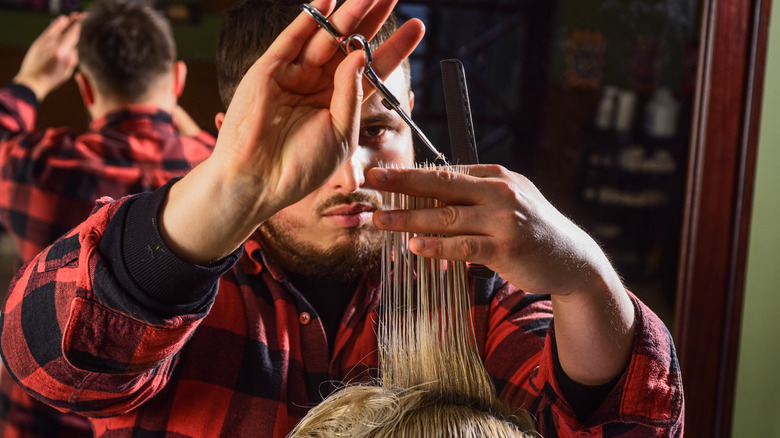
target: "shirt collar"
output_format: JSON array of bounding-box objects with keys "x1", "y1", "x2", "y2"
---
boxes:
[
  {"x1": 89, "y1": 105, "x2": 174, "y2": 132},
  {"x1": 243, "y1": 232, "x2": 381, "y2": 289}
]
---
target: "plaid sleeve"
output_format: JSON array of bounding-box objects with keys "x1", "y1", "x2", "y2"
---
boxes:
[
  {"x1": 0, "y1": 84, "x2": 38, "y2": 135},
  {"x1": 98, "y1": 179, "x2": 239, "y2": 319},
  {"x1": 0, "y1": 187, "x2": 234, "y2": 417},
  {"x1": 483, "y1": 285, "x2": 684, "y2": 437}
]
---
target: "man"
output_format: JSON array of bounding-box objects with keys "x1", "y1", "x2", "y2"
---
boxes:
[
  {"x1": 0, "y1": 1, "x2": 215, "y2": 436},
  {"x1": 0, "y1": 0, "x2": 683, "y2": 437}
]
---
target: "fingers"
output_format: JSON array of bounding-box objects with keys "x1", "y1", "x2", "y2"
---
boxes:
[
  {"x1": 318, "y1": 7, "x2": 425, "y2": 99},
  {"x1": 15, "y1": 12, "x2": 84, "y2": 100},
  {"x1": 287, "y1": 0, "x2": 421, "y2": 77},
  {"x1": 369, "y1": 164, "x2": 525, "y2": 265},
  {"x1": 60, "y1": 13, "x2": 83, "y2": 50},
  {"x1": 330, "y1": 50, "x2": 366, "y2": 148},
  {"x1": 367, "y1": 166, "x2": 500, "y2": 205},
  {"x1": 460, "y1": 163, "x2": 512, "y2": 178},
  {"x1": 374, "y1": 203, "x2": 490, "y2": 235},
  {"x1": 40, "y1": 13, "x2": 82, "y2": 43},
  {"x1": 364, "y1": 18, "x2": 425, "y2": 86},
  {"x1": 373, "y1": 196, "x2": 499, "y2": 265},
  {"x1": 350, "y1": 0, "x2": 398, "y2": 44},
  {"x1": 300, "y1": 0, "x2": 377, "y2": 65},
  {"x1": 262, "y1": 0, "x2": 422, "y2": 108},
  {"x1": 264, "y1": 0, "x2": 336, "y2": 63},
  {"x1": 407, "y1": 235, "x2": 495, "y2": 265},
  {"x1": 41, "y1": 15, "x2": 71, "y2": 39},
  {"x1": 269, "y1": 0, "x2": 385, "y2": 65}
]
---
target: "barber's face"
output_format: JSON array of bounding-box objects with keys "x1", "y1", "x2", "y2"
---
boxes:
[{"x1": 259, "y1": 68, "x2": 415, "y2": 280}]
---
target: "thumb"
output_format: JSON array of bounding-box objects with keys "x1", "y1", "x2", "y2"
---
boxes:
[{"x1": 330, "y1": 50, "x2": 366, "y2": 152}]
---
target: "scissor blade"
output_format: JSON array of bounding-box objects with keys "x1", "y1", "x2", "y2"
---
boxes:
[
  {"x1": 365, "y1": 67, "x2": 447, "y2": 164},
  {"x1": 390, "y1": 103, "x2": 446, "y2": 164}
]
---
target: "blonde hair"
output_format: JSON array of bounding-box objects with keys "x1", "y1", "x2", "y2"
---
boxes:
[{"x1": 290, "y1": 166, "x2": 537, "y2": 437}]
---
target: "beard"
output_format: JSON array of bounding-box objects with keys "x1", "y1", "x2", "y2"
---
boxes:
[{"x1": 258, "y1": 191, "x2": 383, "y2": 284}]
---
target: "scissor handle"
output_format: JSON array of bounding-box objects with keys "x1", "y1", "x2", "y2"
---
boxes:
[
  {"x1": 301, "y1": 4, "x2": 344, "y2": 42},
  {"x1": 300, "y1": 3, "x2": 448, "y2": 165}
]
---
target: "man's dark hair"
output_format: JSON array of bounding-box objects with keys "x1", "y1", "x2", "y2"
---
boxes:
[
  {"x1": 217, "y1": 0, "x2": 406, "y2": 108},
  {"x1": 78, "y1": 0, "x2": 176, "y2": 102}
]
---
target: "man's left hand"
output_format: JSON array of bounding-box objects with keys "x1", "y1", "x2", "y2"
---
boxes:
[{"x1": 13, "y1": 13, "x2": 84, "y2": 101}]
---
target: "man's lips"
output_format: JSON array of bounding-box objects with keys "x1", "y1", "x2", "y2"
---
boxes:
[
  {"x1": 323, "y1": 203, "x2": 376, "y2": 216},
  {"x1": 322, "y1": 203, "x2": 377, "y2": 227}
]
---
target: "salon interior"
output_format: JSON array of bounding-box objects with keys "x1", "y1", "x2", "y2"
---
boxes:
[{"x1": 0, "y1": 0, "x2": 778, "y2": 436}]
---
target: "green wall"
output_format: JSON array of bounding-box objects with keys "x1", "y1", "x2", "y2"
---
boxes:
[
  {"x1": 732, "y1": 4, "x2": 780, "y2": 436},
  {"x1": 0, "y1": 10, "x2": 222, "y2": 60}
]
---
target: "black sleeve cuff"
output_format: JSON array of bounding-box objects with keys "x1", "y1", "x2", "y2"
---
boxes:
[
  {"x1": 551, "y1": 334, "x2": 623, "y2": 423},
  {"x1": 7, "y1": 83, "x2": 40, "y2": 108},
  {"x1": 99, "y1": 178, "x2": 243, "y2": 318}
]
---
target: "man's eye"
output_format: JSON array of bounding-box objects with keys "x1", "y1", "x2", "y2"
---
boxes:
[{"x1": 363, "y1": 126, "x2": 387, "y2": 137}]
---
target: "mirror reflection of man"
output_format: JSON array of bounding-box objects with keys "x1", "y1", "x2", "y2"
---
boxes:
[{"x1": 0, "y1": 1, "x2": 214, "y2": 436}]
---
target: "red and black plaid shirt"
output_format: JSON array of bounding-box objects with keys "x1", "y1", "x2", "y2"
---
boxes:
[
  {"x1": 0, "y1": 181, "x2": 684, "y2": 437},
  {"x1": 0, "y1": 83, "x2": 215, "y2": 263},
  {"x1": 0, "y1": 84, "x2": 215, "y2": 437}
]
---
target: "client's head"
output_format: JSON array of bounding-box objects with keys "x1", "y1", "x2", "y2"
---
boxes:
[
  {"x1": 290, "y1": 170, "x2": 537, "y2": 437},
  {"x1": 290, "y1": 383, "x2": 534, "y2": 437}
]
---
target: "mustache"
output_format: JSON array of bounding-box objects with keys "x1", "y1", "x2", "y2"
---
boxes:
[{"x1": 315, "y1": 191, "x2": 384, "y2": 215}]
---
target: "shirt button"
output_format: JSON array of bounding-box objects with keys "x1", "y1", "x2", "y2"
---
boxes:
[{"x1": 299, "y1": 312, "x2": 311, "y2": 325}]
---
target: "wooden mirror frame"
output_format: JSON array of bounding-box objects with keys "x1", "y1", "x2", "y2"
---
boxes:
[{"x1": 676, "y1": 0, "x2": 770, "y2": 435}]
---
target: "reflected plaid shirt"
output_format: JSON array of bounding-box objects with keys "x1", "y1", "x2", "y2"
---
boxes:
[
  {"x1": 0, "y1": 181, "x2": 684, "y2": 437},
  {"x1": 0, "y1": 83, "x2": 215, "y2": 437}
]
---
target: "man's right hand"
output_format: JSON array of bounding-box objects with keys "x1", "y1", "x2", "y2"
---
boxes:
[
  {"x1": 13, "y1": 13, "x2": 83, "y2": 101},
  {"x1": 158, "y1": 0, "x2": 424, "y2": 264}
]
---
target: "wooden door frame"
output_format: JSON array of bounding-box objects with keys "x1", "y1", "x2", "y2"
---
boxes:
[{"x1": 676, "y1": 0, "x2": 771, "y2": 436}]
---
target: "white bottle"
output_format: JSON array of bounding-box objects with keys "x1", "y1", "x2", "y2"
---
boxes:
[
  {"x1": 615, "y1": 90, "x2": 637, "y2": 133},
  {"x1": 644, "y1": 88, "x2": 679, "y2": 139},
  {"x1": 595, "y1": 86, "x2": 619, "y2": 130}
]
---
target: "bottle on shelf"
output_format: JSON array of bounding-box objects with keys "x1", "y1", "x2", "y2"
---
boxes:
[
  {"x1": 615, "y1": 89, "x2": 637, "y2": 134},
  {"x1": 644, "y1": 87, "x2": 679, "y2": 139},
  {"x1": 595, "y1": 86, "x2": 619, "y2": 131}
]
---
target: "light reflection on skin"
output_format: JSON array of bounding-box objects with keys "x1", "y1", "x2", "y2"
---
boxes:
[{"x1": 257, "y1": 68, "x2": 416, "y2": 281}]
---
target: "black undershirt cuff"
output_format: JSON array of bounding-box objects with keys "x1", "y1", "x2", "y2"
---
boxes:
[
  {"x1": 7, "y1": 83, "x2": 39, "y2": 107},
  {"x1": 551, "y1": 334, "x2": 623, "y2": 423},
  {"x1": 99, "y1": 178, "x2": 242, "y2": 318}
]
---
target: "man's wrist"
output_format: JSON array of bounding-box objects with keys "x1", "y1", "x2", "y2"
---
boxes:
[
  {"x1": 11, "y1": 75, "x2": 47, "y2": 102},
  {"x1": 158, "y1": 158, "x2": 269, "y2": 264},
  {"x1": 6, "y1": 83, "x2": 39, "y2": 108}
]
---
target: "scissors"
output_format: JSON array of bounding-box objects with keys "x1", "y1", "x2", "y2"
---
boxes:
[{"x1": 301, "y1": 4, "x2": 448, "y2": 164}]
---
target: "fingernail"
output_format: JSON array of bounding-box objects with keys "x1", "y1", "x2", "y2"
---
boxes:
[
  {"x1": 372, "y1": 168, "x2": 388, "y2": 184},
  {"x1": 410, "y1": 238, "x2": 427, "y2": 252},
  {"x1": 376, "y1": 211, "x2": 394, "y2": 225}
]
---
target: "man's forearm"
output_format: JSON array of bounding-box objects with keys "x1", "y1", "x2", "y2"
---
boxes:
[
  {"x1": 158, "y1": 156, "x2": 277, "y2": 264},
  {"x1": 551, "y1": 255, "x2": 636, "y2": 386}
]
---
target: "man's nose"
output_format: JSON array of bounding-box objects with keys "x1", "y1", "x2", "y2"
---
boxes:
[{"x1": 329, "y1": 148, "x2": 368, "y2": 193}]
